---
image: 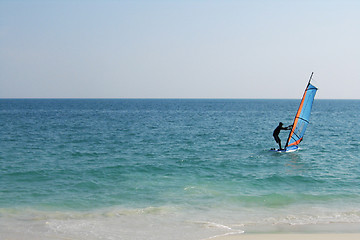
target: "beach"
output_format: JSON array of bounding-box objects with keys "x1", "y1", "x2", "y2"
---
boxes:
[{"x1": 212, "y1": 233, "x2": 360, "y2": 240}]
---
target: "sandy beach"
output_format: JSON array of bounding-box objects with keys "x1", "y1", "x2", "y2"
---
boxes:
[{"x1": 212, "y1": 233, "x2": 360, "y2": 240}]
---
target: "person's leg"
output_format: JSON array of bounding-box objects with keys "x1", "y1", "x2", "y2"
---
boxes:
[
  {"x1": 278, "y1": 139, "x2": 282, "y2": 150},
  {"x1": 274, "y1": 135, "x2": 282, "y2": 150}
]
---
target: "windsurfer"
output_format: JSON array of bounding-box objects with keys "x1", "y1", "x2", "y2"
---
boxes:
[{"x1": 273, "y1": 122, "x2": 292, "y2": 150}]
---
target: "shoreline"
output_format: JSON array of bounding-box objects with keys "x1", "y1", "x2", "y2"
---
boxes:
[{"x1": 211, "y1": 233, "x2": 360, "y2": 240}]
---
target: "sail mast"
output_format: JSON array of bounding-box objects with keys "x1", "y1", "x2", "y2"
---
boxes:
[{"x1": 308, "y1": 72, "x2": 314, "y2": 85}]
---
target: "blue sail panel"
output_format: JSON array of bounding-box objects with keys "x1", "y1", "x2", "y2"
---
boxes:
[{"x1": 286, "y1": 83, "x2": 318, "y2": 148}]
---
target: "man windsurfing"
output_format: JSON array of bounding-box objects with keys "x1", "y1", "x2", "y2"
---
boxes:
[{"x1": 273, "y1": 122, "x2": 292, "y2": 150}]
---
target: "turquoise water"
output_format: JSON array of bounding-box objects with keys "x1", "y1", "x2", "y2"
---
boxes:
[{"x1": 1, "y1": 99, "x2": 360, "y2": 239}]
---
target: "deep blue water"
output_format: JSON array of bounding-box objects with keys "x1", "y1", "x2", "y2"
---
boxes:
[{"x1": 0, "y1": 99, "x2": 360, "y2": 238}]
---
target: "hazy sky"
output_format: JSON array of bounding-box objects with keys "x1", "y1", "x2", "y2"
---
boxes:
[{"x1": 1, "y1": 0, "x2": 359, "y2": 99}]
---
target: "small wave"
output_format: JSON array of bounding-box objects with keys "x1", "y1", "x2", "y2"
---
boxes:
[
  {"x1": 193, "y1": 221, "x2": 245, "y2": 239},
  {"x1": 199, "y1": 221, "x2": 233, "y2": 230},
  {"x1": 240, "y1": 208, "x2": 360, "y2": 227},
  {"x1": 205, "y1": 231, "x2": 245, "y2": 240},
  {"x1": 0, "y1": 205, "x2": 179, "y2": 221}
]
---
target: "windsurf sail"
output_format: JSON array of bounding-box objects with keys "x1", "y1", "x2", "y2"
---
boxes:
[{"x1": 285, "y1": 72, "x2": 318, "y2": 150}]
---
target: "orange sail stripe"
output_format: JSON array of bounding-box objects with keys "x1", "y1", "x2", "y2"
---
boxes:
[
  {"x1": 287, "y1": 138, "x2": 303, "y2": 147},
  {"x1": 287, "y1": 88, "x2": 308, "y2": 146}
]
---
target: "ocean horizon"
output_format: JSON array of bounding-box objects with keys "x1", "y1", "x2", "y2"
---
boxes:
[
  {"x1": 1, "y1": 99, "x2": 359, "y2": 239},
  {"x1": 2, "y1": 98, "x2": 359, "y2": 100}
]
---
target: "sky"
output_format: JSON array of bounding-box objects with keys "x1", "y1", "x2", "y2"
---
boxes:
[{"x1": 0, "y1": 0, "x2": 359, "y2": 99}]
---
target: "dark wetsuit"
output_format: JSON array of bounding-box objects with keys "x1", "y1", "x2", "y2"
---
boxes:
[{"x1": 273, "y1": 124, "x2": 289, "y2": 150}]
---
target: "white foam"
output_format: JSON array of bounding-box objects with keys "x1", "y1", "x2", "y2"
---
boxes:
[
  {"x1": 2, "y1": 205, "x2": 360, "y2": 239},
  {"x1": 0, "y1": 206, "x2": 240, "y2": 240}
]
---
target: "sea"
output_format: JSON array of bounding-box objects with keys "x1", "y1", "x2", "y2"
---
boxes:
[{"x1": 1, "y1": 99, "x2": 359, "y2": 240}]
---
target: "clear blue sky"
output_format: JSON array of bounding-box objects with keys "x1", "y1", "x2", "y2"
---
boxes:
[{"x1": 1, "y1": 0, "x2": 359, "y2": 99}]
